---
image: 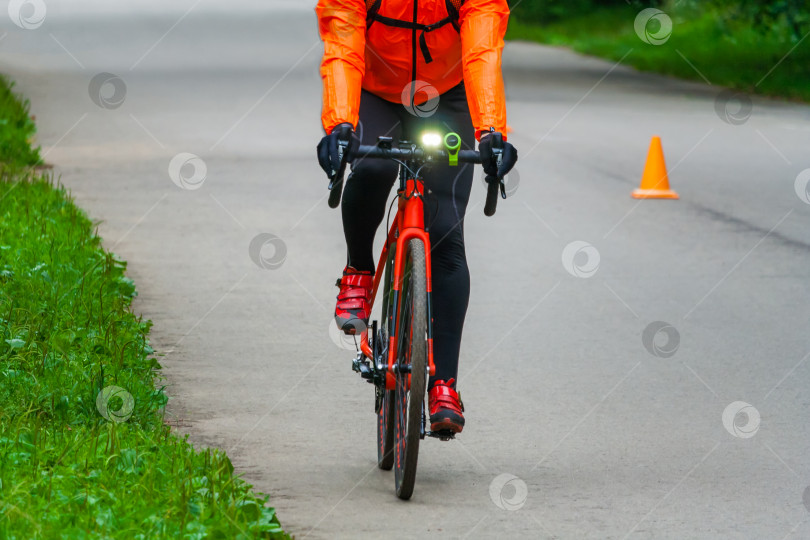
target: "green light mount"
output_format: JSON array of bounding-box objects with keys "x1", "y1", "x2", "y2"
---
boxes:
[{"x1": 444, "y1": 132, "x2": 461, "y2": 166}]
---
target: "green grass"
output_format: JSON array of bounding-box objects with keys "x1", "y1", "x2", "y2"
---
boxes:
[
  {"x1": 0, "y1": 76, "x2": 42, "y2": 166},
  {"x1": 506, "y1": 4, "x2": 810, "y2": 102},
  {"x1": 0, "y1": 77, "x2": 288, "y2": 538}
]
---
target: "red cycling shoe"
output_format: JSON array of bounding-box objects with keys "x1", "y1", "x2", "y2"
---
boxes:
[
  {"x1": 334, "y1": 266, "x2": 373, "y2": 334},
  {"x1": 429, "y1": 379, "x2": 465, "y2": 433}
]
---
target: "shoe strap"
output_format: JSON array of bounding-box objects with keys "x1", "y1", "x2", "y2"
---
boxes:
[
  {"x1": 338, "y1": 285, "x2": 370, "y2": 298},
  {"x1": 340, "y1": 272, "x2": 373, "y2": 288},
  {"x1": 430, "y1": 380, "x2": 464, "y2": 413},
  {"x1": 336, "y1": 298, "x2": 368, "y2": 311}
]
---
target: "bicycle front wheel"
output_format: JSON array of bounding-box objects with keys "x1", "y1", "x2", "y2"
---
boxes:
[{"x1": 393, "y1": 238, "x2": 428, "y2": 500}]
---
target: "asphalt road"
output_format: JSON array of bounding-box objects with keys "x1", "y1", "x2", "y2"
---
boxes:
[{"x1": 3, "y1": 2, "x2": 810, "y2": 538}]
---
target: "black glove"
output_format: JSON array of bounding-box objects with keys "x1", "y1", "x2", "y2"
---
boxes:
[
  {"x1": 479, "y1": 131, "x2": 517, "y2": 179},
  {"x1": 317, "y1": 123, "x2": 357, "y2": 187}
]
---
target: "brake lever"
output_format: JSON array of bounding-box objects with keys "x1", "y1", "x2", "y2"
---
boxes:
[
  {"x1": 328, "y1": 125, "x2": 354, "y2": 190},
  {"x1": 492, "y1": 137, "x2": 507, "y2": 200},
  {"x1": 328, "y1": 138, "x2": 349, "y2": 190}
]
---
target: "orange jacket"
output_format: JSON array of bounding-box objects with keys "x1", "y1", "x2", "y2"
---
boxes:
[{"x1": 316, "y1": 0, "x2": 509, "y2": 140}]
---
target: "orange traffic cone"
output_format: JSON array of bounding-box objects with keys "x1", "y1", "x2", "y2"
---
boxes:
[{"x1": 632, "y1": 136, "x2": 679, "y2": 199}]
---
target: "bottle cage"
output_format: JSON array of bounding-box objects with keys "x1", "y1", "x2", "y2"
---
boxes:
[{"x1": 365, "y1": 0, "x2": 464, "y2": 64}]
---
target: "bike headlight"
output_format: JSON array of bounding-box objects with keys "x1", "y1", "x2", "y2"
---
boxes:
[{"x1": 421, "y1": 132, "x2": 442, "y2": 148}]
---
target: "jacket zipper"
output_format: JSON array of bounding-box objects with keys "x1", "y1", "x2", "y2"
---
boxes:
[{"x1": 411, "y1": 0, "x2": 418, "y2": 87}]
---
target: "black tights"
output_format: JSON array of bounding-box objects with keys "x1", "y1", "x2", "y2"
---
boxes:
[{"x1": 341, "y1": 84, "x2": 474, "y2": 388}]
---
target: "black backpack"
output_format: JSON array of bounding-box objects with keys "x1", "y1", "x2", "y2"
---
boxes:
[{"x1": 365, "y1": 0, "x2": 465, "y2": 64}]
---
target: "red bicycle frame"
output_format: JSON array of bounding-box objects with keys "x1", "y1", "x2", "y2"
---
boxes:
[{"x1": 359, "y1": 177, "x2": 435, "y2": 390}]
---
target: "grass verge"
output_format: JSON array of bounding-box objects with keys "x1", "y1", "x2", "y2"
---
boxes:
[
  {"x1": 506, "y1": 4, "x2": 810, "y2": 102},
  {"x1": 0, "y1": 75, "x2": 42, "y2": 166},
  {"x1": 0, "y1": 79, "x2": 289, "y2": 538}
]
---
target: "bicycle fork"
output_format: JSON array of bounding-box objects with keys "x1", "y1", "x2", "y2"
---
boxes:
[{"x1": 386, "y1": 178, "x2": 435, "y2": 391}]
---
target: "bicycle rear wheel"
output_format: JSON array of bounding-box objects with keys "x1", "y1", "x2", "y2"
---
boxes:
[
  {"x1": 377, "y1": 241, "x2": 396, "y2": 470},
  {"x1": 393, "y1": 238, "x2": 428, "y2": 500}
]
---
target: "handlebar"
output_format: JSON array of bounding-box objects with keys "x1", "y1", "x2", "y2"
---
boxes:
[
  {"x1": 327, "y1": 133, "x2": 506, "y2": 216},
  {"x1": 482, "y1": 131, "x2": 504, "y2": 217},
  {"x1": 352, "y1": 145, "x2": 481, "y2": 163},
  {"x1": 483, "y1": 174, "x2": 500, "y2": 217}
]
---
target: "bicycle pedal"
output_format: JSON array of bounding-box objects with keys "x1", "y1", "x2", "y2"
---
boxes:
[{"x1": 427, "y1": 430, "x2": 456, "y2": 441}]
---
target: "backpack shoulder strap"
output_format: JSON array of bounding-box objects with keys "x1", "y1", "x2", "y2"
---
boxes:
[
  {"x1": 368, "y1": 1, "x2": 463, "y2": 33},
  {"x1": 365, "y1": 0, "x2": 464, "y2": 63},
  {"x1": 366, "y1": 0, "x2": 382, "y2": 30},
  {"x1": 445, "y1": 0, "x2": 464, "y2": 32}
]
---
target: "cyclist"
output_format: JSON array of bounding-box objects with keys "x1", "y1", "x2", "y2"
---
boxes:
[{"x1": 316, "y1": 0, "x2": 517, "y2": 434}]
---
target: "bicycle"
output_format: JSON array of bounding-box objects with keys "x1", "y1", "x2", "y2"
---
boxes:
[{"x1": 327, "y1": 131, "x2": 507, "y2": 500}]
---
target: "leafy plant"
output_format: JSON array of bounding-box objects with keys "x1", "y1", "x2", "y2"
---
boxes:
[
  {"x1": 506, "y1": 3, "x2": 810, "y2": 102},
  {"x1": 0, "y1": 76, "x2": 42, "y2": 166},
  {"x1": 709, "y1": 0, "x2": 810, "y2": 42},
  {"x1": 508, "y1": 0, "x2": 663, "y2": 24}
]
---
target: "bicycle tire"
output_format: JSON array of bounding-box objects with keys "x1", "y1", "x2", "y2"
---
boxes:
[
  {"x1": 377, "y1": 387, "x2": 395, "y2": 470},
  {"x1": 377, "y1": 241, "x2": 396, "y2": 470},
  {"x1": 394, "y1": 238, "x2": 428, "y2": 500}
]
